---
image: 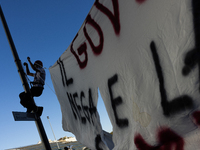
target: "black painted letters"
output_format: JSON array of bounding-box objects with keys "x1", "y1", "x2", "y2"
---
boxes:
[{"x1": 108, "y1": 74, "x2": 129, "y2": 128}]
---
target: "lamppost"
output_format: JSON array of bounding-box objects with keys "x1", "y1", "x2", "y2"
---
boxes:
[
  {"x1": 47, "y1": 116, "x2": 61, "y2": 150},
  {"x1": 0, "y1": 5, "x2": 51, "y2": 150}
]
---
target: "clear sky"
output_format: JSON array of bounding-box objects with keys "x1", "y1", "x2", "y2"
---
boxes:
[{"x1": 0, "y1": 1, "x2": 112, "y2": 149}]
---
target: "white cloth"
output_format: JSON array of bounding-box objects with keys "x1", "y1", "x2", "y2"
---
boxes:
[{"x1": 50, "y1": 0, "x2": 200, "y2": 149}]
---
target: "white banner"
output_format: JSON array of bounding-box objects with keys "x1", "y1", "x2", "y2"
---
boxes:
[{"x1": 50, "y1": 0, "x2": 200, "y2": 149}]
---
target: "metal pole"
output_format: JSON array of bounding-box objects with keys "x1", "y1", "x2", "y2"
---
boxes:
[
  {"x1": 0, "y1": 5, "x2": 51, "y2": 150},
  {"x1": 47, "y1": 116, "x2": 60, "y2": 150}
]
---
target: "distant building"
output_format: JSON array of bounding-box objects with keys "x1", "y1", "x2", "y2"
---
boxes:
[{"x1": 7, "y1": 137, "x2": 90, "y2": 150}]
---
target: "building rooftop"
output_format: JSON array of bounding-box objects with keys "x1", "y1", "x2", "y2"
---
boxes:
[{"x1": 7, "y1": 137, "x2": 90, "y2": 150}]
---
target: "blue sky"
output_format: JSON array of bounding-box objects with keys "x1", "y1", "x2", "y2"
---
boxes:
[{"x1": 0, "y1": 1, "x2": 112, "y2": 149}]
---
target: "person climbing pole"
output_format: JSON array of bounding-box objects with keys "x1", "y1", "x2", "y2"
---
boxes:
[{"x1": 19, "y1": 57, "x2": 46, "y2": 116}]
